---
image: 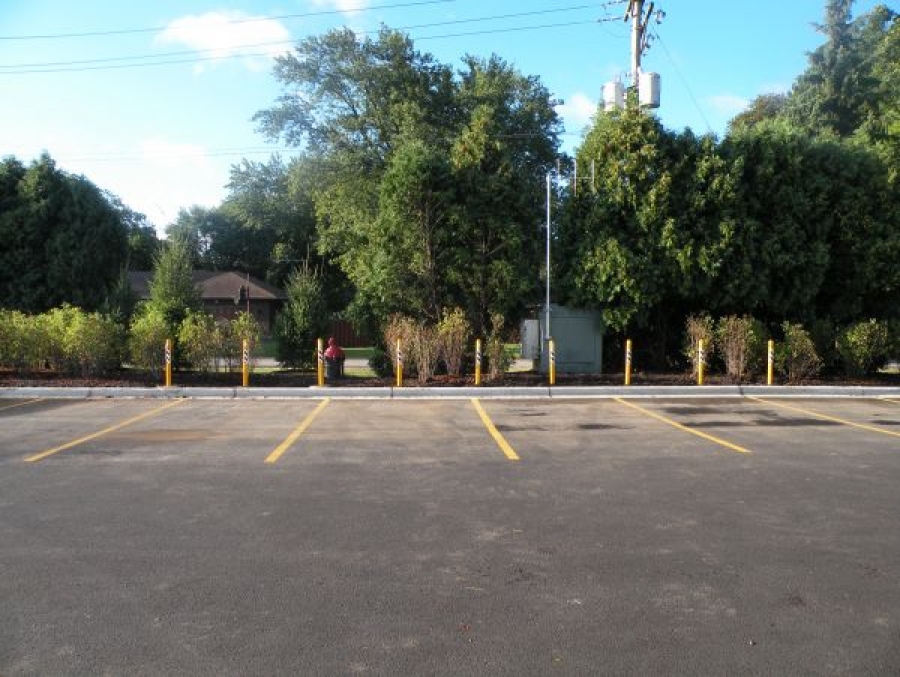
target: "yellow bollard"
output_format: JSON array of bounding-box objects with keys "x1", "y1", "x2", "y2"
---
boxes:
[
  {"x1": 697, "y1": 339, "x2": 705, "y2": 386},
  {"x1": 475, "y1": 338, "x2": 482, "y2": 386},
  {"x1": 164, "y1": 338, "x2": 172, "y2": 388},
  {"x1": 396, "y1": 339, "x2": 403, "y2": 387},
  {"x1": 242, "y1": 338, "x2": 250, "y2": 388},
  {"x1": 767, "y1": 339, "x2": 775, "y2": 386},
  {"x1": 625, "y1": 339, "x2": 633, "y2": 386},
  {"x1": 549, "y1": 339, "x2": 556, "y2": 386},
  {"x1": 316, "y1": 338, "x2": 324, "y2": 387}
]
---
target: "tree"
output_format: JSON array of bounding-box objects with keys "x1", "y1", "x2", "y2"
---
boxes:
[
  {"x1": 256, "y1": 31, "x2": 560, "y2": 335},
  {"x1": 728, "y1": 93, "x2": 788, "y2": 133},
  {"x1": 104, "y1": 192, "x2": 160, "y2": 270},
  {"x1": 0, "y1": 154, "x2": 128, "y2": 312},
  {"x1": 780, "y1": 2, "x2": 896, "y2": 139},
  {"x1": 254, "y1": 27, "x2": 455, "y2": 164},
  {"x1": 448, "y1": 55, "x2": 561, "y2": 334},
  {"x1": 222, "y1": 156, "x2": 319, "y2": 287},
  {"x1": 146, "y1": 232, "x2": 202, "y2": 333},
  {"x1": 274, "y1": 262, "x2": 329, "y2": 368},
  {"x1": 558, "y1": 107, "x2": 750, "y2": 363}
]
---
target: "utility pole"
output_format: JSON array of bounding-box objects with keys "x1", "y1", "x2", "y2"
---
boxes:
[
  {"x1": 617, "y1": 0, "x2": 663, "y2": 93},
  {"x1": 627, "y1": 0, "x2": 644, "y2": 92}
]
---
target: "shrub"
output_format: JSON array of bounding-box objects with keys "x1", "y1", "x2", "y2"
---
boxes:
[
  {"x1": 809, "y1": 318, "x2": 839, "y2": 372},
  {"x1": 836, "y1": 319, "x2": 889, "y2": 376},
  {"x1": 383, "y1": 314, "x2": 417, "y2": 375},
  {"x1": 178, "y1": 311, "x2": 222, "y2": 373},
  {"x1": 409, "y1": 322, "x2": 441, "y2": 385},
  {"x1": 438, "y1": 307, "x2": 470, "y2": 377},
  {"x1": 486, "y1": 313, "x2": 511, "y2": 381},
  {"x1": 684, "y1": 314, "x2": 715, "y2": 377},
  {"x1": 225, "y1": 312, "x2": 262, "y2": 371},
  {"x1": 64, "y1": 310, "x2": 124, "y2": 375},
  {"x1": 777, "y1": 322, "x2": 822, "y2": 383},
  {"x1": 0, "y1": 310, "x2": 38, "y2": 370},
  {"x1": 128, "y1": 304, "x2": 171, "y2": 375},
  {"x1": 368, "y1": 348, "x2": 393, "y2": 377},
  {"x1": 716, "y1": 315, "x2": 766, "y2": 383},
  {"x1": 41, "y1": 305, "x2": 81, "y2": 372}
]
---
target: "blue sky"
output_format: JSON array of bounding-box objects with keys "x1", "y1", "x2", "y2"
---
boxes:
[{"x1": 0, "y1": 0, "x2": 889, "y2": 232}]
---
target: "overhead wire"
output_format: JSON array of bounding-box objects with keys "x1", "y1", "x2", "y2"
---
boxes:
[
  {"x1": 652, "y1": 30, "x2": 714, "y2": 135},
  {"x1": 0, "y1": 5, "x2": 598, "y2": 72},
  {"x1": 0, "y1": 0, "x2": 455, "y2": 40},
  {"x1": 0, "y1": 6, "x2": 600, "y2": 75}
]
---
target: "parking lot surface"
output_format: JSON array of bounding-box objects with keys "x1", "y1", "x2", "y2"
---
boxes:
[{"x1": 2, "y1": 396, "x2": 900, "y2": 675}]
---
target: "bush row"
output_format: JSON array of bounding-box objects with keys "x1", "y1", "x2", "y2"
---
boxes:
[
  {"x1": 0, "y1": 305, "x2": 261, "y2": 377},
  {"x1": 372, "y1": 310, "x2": 511, "y2": 383},
  {"x1": 683, "y1": 315, "x2": 894, "y2": 383}
]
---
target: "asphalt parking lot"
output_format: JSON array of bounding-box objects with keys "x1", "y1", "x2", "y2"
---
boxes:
[{"x1": 2, "y1": 395, "x2": 900, "y2": 675}]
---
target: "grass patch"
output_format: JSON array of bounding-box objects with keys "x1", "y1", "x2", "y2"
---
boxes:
[{"x1": 344, "y1": 347, "x2": 376, "y2": 360}]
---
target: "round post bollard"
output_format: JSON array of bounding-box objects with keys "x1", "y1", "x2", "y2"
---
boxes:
[
  {"x1": 549, "y1": 338, "x2": 556, "y2": 386},
  {"x1": 625, "y1": 339, "x2": 633, "y2": 386},
  {"x1": 324, "y1": 337, "x2": 345, "y2": 382},
  {"x1": 396, "y1": 339, "x2": 403, "y2": 387},
  {"x1": 767, "y1": 339, "x2": 775, "y2": 386},
  {"x1": 475, "y1": 339, "x2": 483, "y2": 386},
  {"x1": 317, "y1": 338, "x2": 325, "y2": 387},
  {"x1": 242, "y1": 338, "x2": 250, "y2": 388},
  {"x1": 164, "y1": 338, "x2": 172, "y2": 387}
]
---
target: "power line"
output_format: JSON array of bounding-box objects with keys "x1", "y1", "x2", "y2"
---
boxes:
[
  {"x1": 0, "y1": 0, "x2": 455, "y2": 41},
  {"x1": 0, "y1": 5, "x2": 597, "y2": 71},
  {"x1": 653, "y1": 31, "x2": 714, "y2": 134},
  {"x1": 0, "y1": 15, "x2": 600, "y2": 75},
  {"x1": 52, "y1": 146, "x2": 299, "y2": 162}
]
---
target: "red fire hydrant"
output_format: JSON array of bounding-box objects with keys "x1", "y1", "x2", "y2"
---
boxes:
[{"x1": 324, "y1": 337, "x2": 345, "y2": 380}]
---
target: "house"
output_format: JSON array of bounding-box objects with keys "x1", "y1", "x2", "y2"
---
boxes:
[{"x1": 128, "y1": 271, "x2": 287, "y2": 335}]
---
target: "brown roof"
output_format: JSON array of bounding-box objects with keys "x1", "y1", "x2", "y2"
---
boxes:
[{"x1": 128, "y1": 271, "x2": 287, "y2": 301}]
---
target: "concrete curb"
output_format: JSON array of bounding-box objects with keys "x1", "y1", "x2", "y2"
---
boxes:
[{"x1": 1, "y1": 385, "x2": 898, "y2": 400}]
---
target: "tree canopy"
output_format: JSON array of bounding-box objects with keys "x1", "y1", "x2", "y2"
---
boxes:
[
  {"x1": 254, "y1": 28, "x2": 561, "y2": 334},
  {"x1": 0, "y1": 154, "x2": 132, "y2": 313}
]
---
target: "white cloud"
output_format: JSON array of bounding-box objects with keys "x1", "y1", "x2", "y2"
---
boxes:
[
  {"x1": 156, "y1": 11, "x2": 291, "y2": 72},
  {"x1": 558, "y1": 92, "x2": 598, "y2": 135},
  {"x1": 706, "y1": 94, "x2": 751, "y2": 117}
]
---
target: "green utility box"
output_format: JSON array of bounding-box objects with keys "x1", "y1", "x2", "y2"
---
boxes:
[{"x1": 524, "y1": 305, "x2": 603, "y2": 375}]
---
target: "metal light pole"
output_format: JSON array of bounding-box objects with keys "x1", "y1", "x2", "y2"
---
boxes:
[{"x1": 545, "y1": 171, "x2": 552, "y2": 343}]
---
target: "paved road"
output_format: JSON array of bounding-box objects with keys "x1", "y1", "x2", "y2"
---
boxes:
[{"x1": 1, "y1": 396, "x2": 900, "y2": 675}]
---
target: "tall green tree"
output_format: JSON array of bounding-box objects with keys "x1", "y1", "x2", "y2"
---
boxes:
[
  {"x1": 0, "y1": 154, "x2": 128, "y2": 312},
  {"x1": 256, "y1": 29, "x2": 560, "y2": 334},
  {"x1": 558, "y1": 109, "x2": 723, "y2": 332},
  {"x1": 146, "y1": 232, "x2": 202, "y2": 332}
]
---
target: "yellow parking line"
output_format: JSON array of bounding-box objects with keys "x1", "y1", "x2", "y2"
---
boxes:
[
  {"x1": 24, "y1": 399, "x2": 188, "y2": 462},
  {"x1": 748, "y1": 396, "x2": 900, "y2": 439},
  {"x1": 614, "y1": 398, "x2": 751, "y2": 454},
  {"x1": 265, "y1": 398, "x2": 330, "y2": 464},
  {"x1": 472, "y1": 399, "x2": 520, "y2": 461},
  {"x1": 0, "y1": 398, "x2": 42, "y2": 412}
]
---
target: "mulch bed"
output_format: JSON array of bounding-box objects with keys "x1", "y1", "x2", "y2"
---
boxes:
[{"x1": 2, "y1": 369, "x2": 898, "y2": 389}]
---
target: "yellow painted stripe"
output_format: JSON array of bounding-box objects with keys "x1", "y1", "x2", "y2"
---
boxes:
[
  {"x1": 472, "y1": 399, "x2": 520, "y2": 461},
  {"x1": 265, "y1": 398, "x2": 330, "y2": 464},
  {"x1": 748, "y1": 396, "x2": 900, "y2": 439},
  {"x1": 0, "y1": 398, "x2": 42, "y2": 412},
  {"x1": 614, "y1": 398, "x2": 751, "y2": 454},
  {"x1": 24, "y1": 399, "x2": 187, "y2": 462}
]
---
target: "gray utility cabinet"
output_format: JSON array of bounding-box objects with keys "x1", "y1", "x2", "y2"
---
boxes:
[{"x1": 521, "y1": 305, "x2": 604, "y2": 375}]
